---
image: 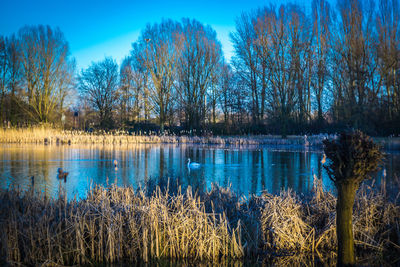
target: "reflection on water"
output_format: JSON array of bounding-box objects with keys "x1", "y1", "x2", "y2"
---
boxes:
[{"x1": 0, "y1": 144, "x2": 398, "y2": 200}]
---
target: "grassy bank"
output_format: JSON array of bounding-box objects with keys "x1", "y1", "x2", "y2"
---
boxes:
[{"x1": 0, "y1": 177, "x2": 399, "y2": 266}]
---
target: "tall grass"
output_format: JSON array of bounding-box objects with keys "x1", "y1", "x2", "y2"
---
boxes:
[
  {"x1": 0, "y1": 176, "x2": 399, "y2": 266},
  {"x1": 0, "y1": 127, "x2": 339, "y2": 147}
]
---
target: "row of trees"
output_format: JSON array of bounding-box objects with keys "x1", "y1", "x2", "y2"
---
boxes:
[
  {"x1": 80, "y1": 19, "x2": 225, "y2": 131},
  {"x1": 79, "y1": 0, "x2": 400, "y2": 135},
  {"x1": 1, "y1": 0, "x2": 399, "y2": 135},
  {"x1": 231, "y1": 0, "x2": 400, "y2": 136}
]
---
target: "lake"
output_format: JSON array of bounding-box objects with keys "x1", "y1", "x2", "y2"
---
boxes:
[{"x1": 0, "y1": 144, "x2": 398, "y2": 199}]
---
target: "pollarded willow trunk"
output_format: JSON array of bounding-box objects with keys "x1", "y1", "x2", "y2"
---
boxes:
[
  {"x1": 323, "y1": 131, "x2": 383, "y2": 267},
  {"x1": 336, "y1": 180, "x2": 358, "y2": 266}
]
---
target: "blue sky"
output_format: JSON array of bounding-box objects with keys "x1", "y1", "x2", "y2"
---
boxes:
[{"x1": 0, "y1": 0, "x2": 305, "y2": 72}]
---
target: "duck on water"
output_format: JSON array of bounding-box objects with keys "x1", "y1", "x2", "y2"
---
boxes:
[{"x1": 57, "y1": 168, "x2": 68, "y2": 181}]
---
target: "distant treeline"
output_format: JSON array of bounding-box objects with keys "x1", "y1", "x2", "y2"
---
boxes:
[{"x1": 1, "y1": 0, "x2": 400, "y2": 136}]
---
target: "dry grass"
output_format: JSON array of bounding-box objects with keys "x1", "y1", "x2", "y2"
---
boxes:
[
  {"x1": 0, "y1": 127, "x2": 336, "y2": 146},
  {"x1": 0, "y1": 176, "x2": 399, "y2": 266},
  {"x1": 260, "y1": 190, "x2": 315, "y2": 253},
  {"x1": 0, "y1": 183, "x2": 243, "y2": 266}
]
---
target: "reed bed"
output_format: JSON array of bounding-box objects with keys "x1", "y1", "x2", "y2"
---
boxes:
[
  {"x1": 0, "y1": 177, "x2": 399, "y2": 266},
  {"x1": 0, "y1": 127, "x2": 338, "y2": 147}
]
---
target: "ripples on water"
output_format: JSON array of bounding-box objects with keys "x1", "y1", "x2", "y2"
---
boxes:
[{"x1": 0, "y1": 144, "x2": 397, "y2": 200}]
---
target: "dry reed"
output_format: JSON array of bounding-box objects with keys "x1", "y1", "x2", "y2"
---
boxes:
[
  {"x1": 0, "y1": 176, "x2": 399, "y2": 266},
  {"x1": 0, "y1": 127, "x2": 338, "y2": 147}
]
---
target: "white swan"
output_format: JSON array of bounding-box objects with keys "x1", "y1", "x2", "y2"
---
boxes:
[{"x1": 187, "y1": 158, "x2": 201, "y2": 169}]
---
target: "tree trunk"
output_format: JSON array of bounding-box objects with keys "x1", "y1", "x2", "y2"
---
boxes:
[
  {"x1": 336, "y1": 180, "x2": 357, "y2": 266},
  {"x1": 317, "y1": 93, "x2": 323, "y2": 125},
  {"x1": 160, "y1": 109, "x2": 165, "y2": 134},
  {"x1": 281, "y1": 106, "x2": 287, "y2": 139}
]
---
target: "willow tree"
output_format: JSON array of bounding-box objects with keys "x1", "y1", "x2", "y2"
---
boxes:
[
  {"x1": 18, "y1": 25, "x2": 74, "y2": 123},
  {"x1": 323, "y1": 131, "x2": 383, "y2": 266}
]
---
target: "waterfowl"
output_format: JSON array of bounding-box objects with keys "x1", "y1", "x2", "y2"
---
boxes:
[
  {"x1": 114, "y1": 160, "x2": 118, "y2": 171},
  {"x1": 57, "y1": 168, "x2": 68, "y2": 181},
  {"x1": 321, "y1": 153, "x2": 326, "y2": 164},
  {"x1": 187, "y1": 158, "x2": 201, "y2": 169}
]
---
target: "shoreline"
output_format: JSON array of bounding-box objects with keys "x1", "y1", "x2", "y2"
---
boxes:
[
  {"x1": 1, "y1": 128, "x2": 400, "y2": 151},
  {"x1": 0, "y1": 128, "x2": 332, "y2": 146}
]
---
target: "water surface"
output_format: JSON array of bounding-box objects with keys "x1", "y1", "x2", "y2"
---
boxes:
[{"x1": 0, "y1": 144, "x2": 398, "y2": 199}]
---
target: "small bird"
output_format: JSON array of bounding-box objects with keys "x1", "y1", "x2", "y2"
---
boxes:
[
  {"x1": 114, "y1": 160, "x2": 118, "y2": 171},
  {"x1": 57, "y1": 168, "x2": 68, "y2": 182},
  {"x1": 321, "y1": 153, "x2": 326, "y2": 164}
]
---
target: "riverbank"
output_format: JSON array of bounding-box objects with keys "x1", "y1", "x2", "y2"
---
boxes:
[
  {"x1": 0, "y1": 127, "x2": 332, "y2": 146},
  {"x1": 1, "y1": 127, "x2": 399, "y2": 150},
  {"x1": 1, "y1": 177, "x2": 398, "y2": 266}
]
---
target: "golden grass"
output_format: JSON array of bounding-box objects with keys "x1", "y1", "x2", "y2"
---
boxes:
[
  {"x1": 0, "y1": 127, "x2": 336, "y2": 146},
  {"x1": 0, "y1": 176, "x2": 399, "y2": 266},
  {"x1": 0, "y1": 183, "x2": 243, "y2": 265},
  {"x1": 260, "y1": 189, "x2": 315, "y2": 252}
]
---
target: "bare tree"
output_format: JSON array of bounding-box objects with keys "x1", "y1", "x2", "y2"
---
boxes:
[
  {"x1": 18, "y1": 25, "x2": 74, "y2": 123},
  {"x1": 0, "y1": 36, "x2": 7, "y2": 124},
  {"x1": 79, "y1": 57, "x2": 119, "y2": 129},
  {"x1": 219, "y1": 63, "x2": 234, "y2": 129},
  {"x1": 253, "y1": 6, "x2": 276, "y2": 126},
  {"x1": 311, "y1": 0, "x2": 332, "y2": 125},
  {"x1": 130, "y1": 43, "x2": 151, "y2": 122},
  {"x1": 118, "y1": 57, "x2": 134, "y2": 127},
  {"x1": 331, "y1": 0, "x2": 378, "y2": 129},
  {"x1": 286, "y1": 5, "x2": 313, "y2": 128},
  {"x1": 260, "y1": 6, "x2": 298, "y2": 137},
  {"x1": 376, "y1": 0, "x2": 400, "y2": 121},
  {"x1": 231, "y1": 11, "x2": 261, "y2": 126},
  {"x1": 5, "y1": 35, "x2": 23, "y2": 124},
  {"x1": 136, "y1": 19, "x2": 182, "y2": 132},
  {"x1": 177, "y1": 18, "x2": 223, "y2": 132}
]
